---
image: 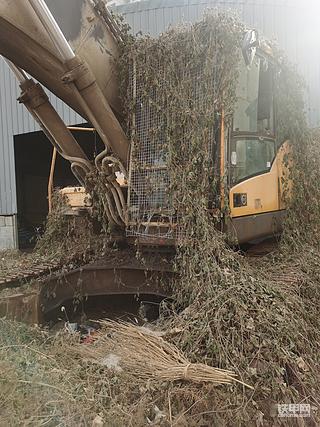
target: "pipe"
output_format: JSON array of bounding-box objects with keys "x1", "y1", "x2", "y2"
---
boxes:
[
  {"x1": 67, "y1": 127, "x2": 95, "y2": 132},
  {"x1": 48, "y1": 147, "x2": 57, "y2": 213},
  {"x1": 95, "y1": 148, "x2": 109, "y2": 170},
  {"x1": 113, "y1": 180, "x2": 126, "y2": 212},
  {"x1": 28, "y1": 0, "x2": 75, "y2": 62},
  {"x1": 101, "y1": 195, "x2": 116, "y2": 226},
  {"x1": 101, "y1": 157, "x2": 126, "y2": 216},
  {"x1": 103, "y1": 155, "x2": 127, "y2": 178},
  {"x1": 109, "y1": 185, "x2": 125, "y2": 223},
  {"x1": 71, "y1": 163, "x2": 86, "y2": 187},
  {"x1": 104, "y1": 190, "x2": 122, "y2": 226}
]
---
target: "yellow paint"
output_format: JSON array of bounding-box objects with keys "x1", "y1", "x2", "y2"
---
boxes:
[
  {"x1": 229, "y1": 141, "x2": 292, "y2": 218},
  {"x1": 59, "y1": 187, "x2": 91, "y2": 208}
]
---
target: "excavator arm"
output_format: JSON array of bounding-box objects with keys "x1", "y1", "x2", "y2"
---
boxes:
[{"x1": 0, "y1": 0, "x2": 129, "y2": 226}]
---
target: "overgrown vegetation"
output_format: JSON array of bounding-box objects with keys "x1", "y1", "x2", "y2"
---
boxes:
[
  {"x1": 0, "y1": 192, "x2": 101, "y2": 282},
  {"x1": 35, "y1": 191, "x2": 102, "y2": 263},
  {"x1": 0, "y1": 320, "x2": 143, "y2": 426},
  {"x1": 119, "y1": 10, "x2": 320, "y2": 425},
  {"x1": 1, "y1": 9, "x2": 320, "y2": 427}
]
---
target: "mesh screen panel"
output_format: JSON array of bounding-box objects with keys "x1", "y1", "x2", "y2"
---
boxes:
[{"x1": 126, "y1": 59, "x2": 217, "y2": 240}]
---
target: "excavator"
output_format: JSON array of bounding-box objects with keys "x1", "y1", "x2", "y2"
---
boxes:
[{"x1": 0, "y1": 0, "x2": 290, "y2": 322}]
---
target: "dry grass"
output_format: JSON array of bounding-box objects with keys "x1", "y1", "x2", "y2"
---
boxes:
[
  {"x1": 0, "y1": 250, "x2": 35, "y2": 277},
  {"x1": 0, "y1": 320, "x2": 144, "y2": 426},
  {"x1": 1, "y1": 319, "x2": 236, "y2": 426},
  {"x1": 78, "y1": 320, "x2": 253, "y2": 389}
]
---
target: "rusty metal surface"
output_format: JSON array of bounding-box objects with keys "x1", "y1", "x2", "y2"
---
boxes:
[
  {"x1": 0, "y1": 260, "x2": 61, "y2": 291},
  {"x1": 0, "y1": 250, "x2": 173, "y2": 324},
  {"x1": 0, "y1": 291, "x2": 40, "y2": 324},
  {"x1": 40, "y1": 260, "x2": 172, "y2": 317}
]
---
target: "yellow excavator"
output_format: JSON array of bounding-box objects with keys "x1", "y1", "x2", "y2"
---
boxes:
[
  {"x1": 0, "y1": 0, "x2": 290, "y2": 247},
  {"x1": 0, "y1": 0, "x2": 285, "y2": 245},
  {"x1": 0, "y1": 1, "x2": 291, "y2": 321}
]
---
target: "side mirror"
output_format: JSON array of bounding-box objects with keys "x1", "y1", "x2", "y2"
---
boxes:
[{"x1": 242, "y1": 30, "x2": 260, "y2": 67}]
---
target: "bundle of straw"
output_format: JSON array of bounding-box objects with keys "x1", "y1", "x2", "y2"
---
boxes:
[{"x1": 82, "y1": 320, "x2": 253, "y2": 389}]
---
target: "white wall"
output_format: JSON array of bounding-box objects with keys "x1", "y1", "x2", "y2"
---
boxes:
[{"x1": 0, "y1": 215, "x2": 18, "y2": 250}]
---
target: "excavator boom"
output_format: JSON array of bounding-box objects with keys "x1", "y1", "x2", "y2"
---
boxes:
[
  {"x1": 0, "y1": 0, "x2": 129, "y2": 165},
  {"x1": 0, "y1": 0, "x2": 119, "y2": 115},
  {"x1": 0, "y1": 0, "x2": 130, "y2": 228}
]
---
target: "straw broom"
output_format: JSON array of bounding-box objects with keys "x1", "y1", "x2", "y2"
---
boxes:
[{"x1": 82, "y1": 320, "x2": 253, "y2": 389}]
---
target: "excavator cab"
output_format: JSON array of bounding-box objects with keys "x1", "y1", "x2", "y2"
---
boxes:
[
  {"x1": 125, "y1": 37, "x2": 289, "y2": 246},
  {"x1": 227, "y1": 49, "x2": 289, "y2": 243},
  {"x1": 230, "y1": 49, "x2": 275, "y2": 180}
]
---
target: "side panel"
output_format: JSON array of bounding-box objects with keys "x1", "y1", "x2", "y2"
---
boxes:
[
  {"x1": 228, "y1": 143, "x2": 291, "y2": 242},
  {"x1": 227, "y1": 211, "x2": 285, "y2": 244},
  {"x1": 229, "y1": 158, "x2": 279, "y2": 218}
]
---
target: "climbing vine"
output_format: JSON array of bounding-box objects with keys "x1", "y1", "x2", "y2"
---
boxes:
[{"x1": 118, "y1": 11, "x2": 320, "y2": 424}]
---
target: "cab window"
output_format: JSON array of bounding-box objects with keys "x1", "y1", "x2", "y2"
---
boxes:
[
  {"x1": 231, "y1": 138, "x2": 275, "y2": 184},
  {"x1": 233, "y1": 57, "x2": 274, "y2": 136}
]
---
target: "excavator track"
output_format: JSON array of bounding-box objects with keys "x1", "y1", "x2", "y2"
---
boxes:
[
  {"x1": 0, "y1": 260, "x2": 61, "y2": 290},
  {"x1": 0, "y1": 248, "x2": 174, "y2": 324},
  {"x1": 0, "y1": 245, "x2": 97, "y2": 291},
  {"x1": 0, "y1": 239, "x2": 280, "y2": 324}
]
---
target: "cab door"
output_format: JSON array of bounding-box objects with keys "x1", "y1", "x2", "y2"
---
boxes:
[
  {"x1": 226, "y1": 53, "x2": 283, "y2": 241},
  {"x1": 229, "y1": 136, "x2": 279, "y2": 218}
]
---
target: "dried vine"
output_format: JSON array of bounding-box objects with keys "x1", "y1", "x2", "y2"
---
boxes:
[{"x1": 118, "y1": 11, "x2": 320, "y2": 425}]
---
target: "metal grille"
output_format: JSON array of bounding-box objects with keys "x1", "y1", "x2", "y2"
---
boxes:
[
  {"x1": 126, "y1": 60, "x2": 216, "y2": 241},
  {"x1": 126, "y1": 60, "x2": 174, "y2": 239}
]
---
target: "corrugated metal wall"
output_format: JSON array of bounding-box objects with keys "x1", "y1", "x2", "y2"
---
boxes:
[
  {"x1": 114, "y1": 0, "x2": 320, "y2": 126},
  {"x1": 0, "y1": 59, "x2": 83, "y2": 215}
]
